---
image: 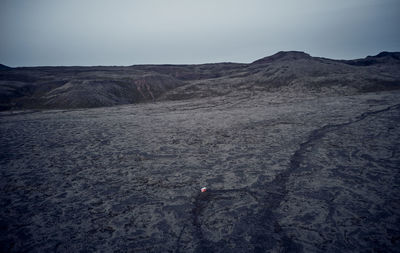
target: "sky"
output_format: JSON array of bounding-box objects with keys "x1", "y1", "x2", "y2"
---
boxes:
[{"x1": 0, "y1": 0, "x2": 399, "y2": 66}]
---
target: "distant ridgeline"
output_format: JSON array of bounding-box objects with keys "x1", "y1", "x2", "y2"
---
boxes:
[{"x1": 1, "y1": 51, "x2": 400, "y2": 110}]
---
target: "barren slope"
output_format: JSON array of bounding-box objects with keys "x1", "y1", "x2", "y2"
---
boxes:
[{"x1": 1, "y1": 51, "x2": 399, "y2": 110}]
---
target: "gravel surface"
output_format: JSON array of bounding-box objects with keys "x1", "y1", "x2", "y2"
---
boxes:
[{"x1": 1, "y1": 91, "x2": 400, "y2": 252}]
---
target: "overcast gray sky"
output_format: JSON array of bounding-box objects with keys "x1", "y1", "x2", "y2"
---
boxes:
[{"x1": 1, "y1": 0, "x2": 399, "y2": 66}]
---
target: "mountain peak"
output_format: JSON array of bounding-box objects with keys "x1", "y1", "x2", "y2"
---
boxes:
[{"x1": 252, "y1": 51, "x2": 311, "y2": 64}]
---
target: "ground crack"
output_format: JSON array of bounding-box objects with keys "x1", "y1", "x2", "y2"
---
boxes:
[{"x1": 185, "y1": 103, "x2": 400, "y2": 252}]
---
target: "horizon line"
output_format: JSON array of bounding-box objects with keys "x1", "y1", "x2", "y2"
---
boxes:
[{"x1": 2, "y1": 50, "x2": 398, "y2": 68}]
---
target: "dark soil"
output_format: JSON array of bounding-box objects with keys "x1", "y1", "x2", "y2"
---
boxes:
[{"x1": 1, "y1": 90, "x2": 400, "y2": 252}]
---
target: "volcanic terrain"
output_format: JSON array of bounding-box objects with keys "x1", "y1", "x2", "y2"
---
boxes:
[{"x1": 1, "y1": 51, "x2": 400, "y2": 252}]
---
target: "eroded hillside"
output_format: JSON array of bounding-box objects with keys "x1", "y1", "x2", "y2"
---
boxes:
[{"x1": 1, "y1": 51, "x2": 399, "y2": 110}]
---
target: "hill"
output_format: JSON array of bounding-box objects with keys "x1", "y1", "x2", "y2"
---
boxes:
[
  {"x1": 0, "y1": 64, "x2": 11, "y2": 70},
  {"x1": 0, "y1": 51, "x2": 399, "y2": 110}
]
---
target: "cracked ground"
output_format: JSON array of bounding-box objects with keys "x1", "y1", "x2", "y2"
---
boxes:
[{"x1": 1, "y1": 90, "x2": 400, "y2": 252}]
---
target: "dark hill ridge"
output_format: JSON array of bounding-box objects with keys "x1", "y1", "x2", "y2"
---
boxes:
[
  {"x1": 341, "y1": 51, "x2": 400, "y2": 66},
  {"x1": 251, "y1": 51, "x2": 312, "y2": 64},
  {"x1": 1, "y1": 51, "x2": 399, "y2": 110},
  {"x1": 0, "y1": 64, "x2": 11, "y2": 70}
]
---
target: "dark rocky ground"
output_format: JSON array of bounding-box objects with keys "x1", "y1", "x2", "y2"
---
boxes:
[
  {"x1": 1, "y1": 89, "x2": 400, "y2": 252},
  {"x1": 1, "y1": 51, "x2": 400, "y2": 252}
]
